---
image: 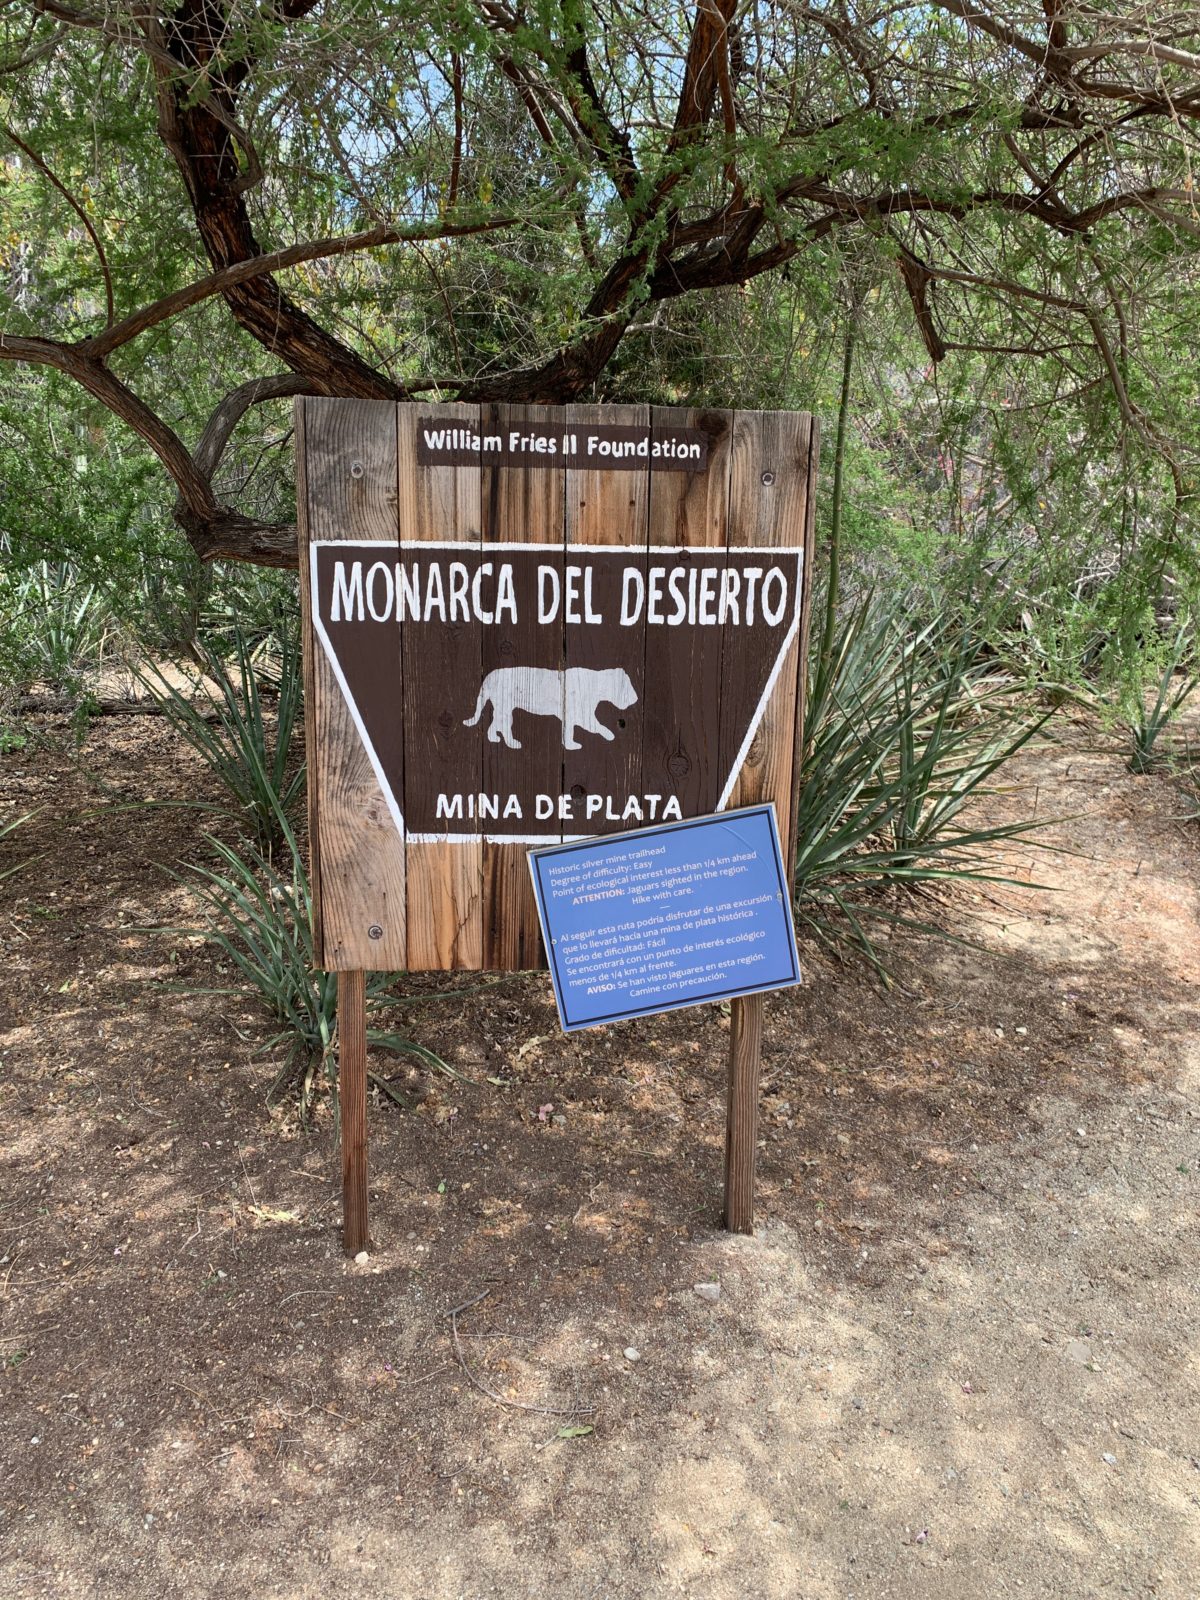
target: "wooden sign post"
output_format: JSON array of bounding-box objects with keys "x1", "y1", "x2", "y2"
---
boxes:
[{"x1": 297, "y1": 401, "x2": 818, "y2": 1250}]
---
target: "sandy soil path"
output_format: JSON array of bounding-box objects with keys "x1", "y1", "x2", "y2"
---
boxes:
[{"x1": 1, "y1": 711, "x2": 1196, "y2": 1598}]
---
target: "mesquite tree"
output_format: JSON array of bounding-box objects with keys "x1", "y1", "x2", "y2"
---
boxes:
[{"x1": 1, "y1": 1, "x2": 1198, "y2": 567}]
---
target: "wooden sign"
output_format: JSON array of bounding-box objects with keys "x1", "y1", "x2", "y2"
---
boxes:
[
  {"x1": 309, "y1": 542, "x2": 802, "y2": 839},
  {"x1": 298, "y1": 401, "x2": 818, "y2": 975},
  {"x1": 296, "y1": 400, "x2": 818, "y2": 1248}
]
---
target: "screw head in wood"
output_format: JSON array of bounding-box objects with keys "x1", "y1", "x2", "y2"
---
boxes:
[
  {"x1": 368, "y1": 924, "x2": 383, "y2": 940},
  {"x1": 350, "y1": 459, "x2": 365, "y2": 480},
  {"x1": 761, "y1": 470, "x2": 775, "y2": 486}
]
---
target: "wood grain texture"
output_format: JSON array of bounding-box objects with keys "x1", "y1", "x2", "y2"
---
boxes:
[
  {"x1": 786, "y1": 419, "x2": 821, "y2": 879},
  {"x1": 719, "y1": 410, "x2": 812, "y2": 1237},
  {"x1": 723, "y1": 992, "x2": 763, "y2": 1233},
  {"x1": 303, "y1": 397, "x2": 405, "y2": 971},
  {"x1": 399, "y1": 402, "x2": 483, "y2": 970},
  {"x1": 642, "y1": 407, "x2": 732, "y2": 819},
  {"x1": 481, "y1": 403, "x2": 564, "y2": 969},
  {"x1": 295, "y1": 399, "x2": 323, "y2": 956},
  {"x1": 721, "y1": 410, "x2": 813, "y2": 841},
  {"x1": 563, "y1": 403, "x2": 650, "y2": 833},
  {"x1": 300, "y1": 401, "x2": 817, "y2": 991},
  {"x1": 338, "y1": 968, "x2": 369, "y2": 1254}
]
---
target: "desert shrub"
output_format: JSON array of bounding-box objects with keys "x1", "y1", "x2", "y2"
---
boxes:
[
  {"x1": 0, "y1": 559, "x2": 114, "y2": 694},
  {"x1": 168, "y1": 817, "x2": 447, "y2": 1117},
  {"x1": 795, "y1": 590, "x2": 1050, "y2": 967},
  {"x1": 134, "y1": 617, "x2": 305, "y2": 857},
  {"x1": 1111, "y1": 627, "x2": 1198, "y2": 775}
]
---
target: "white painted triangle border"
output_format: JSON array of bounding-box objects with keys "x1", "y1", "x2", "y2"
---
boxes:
[{"x1": 309, "y1": 539, "x2": 805, "y2": 845}]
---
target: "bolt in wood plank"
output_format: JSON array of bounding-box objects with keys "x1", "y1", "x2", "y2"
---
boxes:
[
  {"x1": 302, "y1": 397, "x2": 405, "y2": 971},
  {"x1": 399, "y1": 402, "x2": 484, "y2": 970},
  {"x1": 338, "y1": 968, "x2": 369, "y2": 1254},
  {"x1": 481, "y1": 403, "x2": 564, "y2": 969}
]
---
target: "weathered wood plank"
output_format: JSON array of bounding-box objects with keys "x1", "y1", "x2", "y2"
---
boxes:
[
  {"x1": 786, "y1": 419, "x2": 821, "y2": 879},
  {"x1": 399, "y1": 401, "x2": 484, "y2": 970},
  {"x1": 303, "y1": 397, "x2": 405, "y2": 971},
  {"x1": 721, "y1": 409, "x2": 813, "y2": 845},
  {"x1": 563, "y1": 402, "x2": 650, "y2": 836},
  {"x1": 723, "y1": 991, "x2": 763, "y2": 1233},
  {"x1": 295, "y1": 399, "x2": 323, "y2": 957},
  {"x1": 719, "y1": 409, "x2": 812, "y2": 1237},
  {"x1": 338, "y1": 968, "x2": 369, "y2": 1254},
  {"x1": 641, "y1": 407, "x2": 732, "y2": 822},
  {"x1": 481, "y1": 403, "x2": 564, "y2": 969}
]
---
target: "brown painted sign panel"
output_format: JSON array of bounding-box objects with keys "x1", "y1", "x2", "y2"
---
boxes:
[
  {"x1": 311, "y1": 541, "x2": 804, "y2": 842},
  {"x1": 298, "y1": 400, "x2": 817, "y2": 972}
]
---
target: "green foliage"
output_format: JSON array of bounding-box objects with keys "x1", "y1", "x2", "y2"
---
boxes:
[
  {"x1": 1120, "y1": 629, "x2": 1198, "y2": 775},
  {"x1": 133, "y1": 618, "x2": 305, "y2": 856},
  {"x1": 200, "y1": 566, "x2": 301, "y2": 655},
  {"x1": 0, "y1": 383, "x2": 170, "y2": 591},
  {"x1": 167, "y1": 815, "x2": 444, "y2": 1117},
  {"x1": 795, "y1": 590, "x2": 1051, "y2": 968},
  {"x1": 0, "y1": 559, "x2": 113, "y2": 692}
]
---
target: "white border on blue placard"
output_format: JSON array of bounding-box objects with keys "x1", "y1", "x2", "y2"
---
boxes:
[{"x1": 526, "y1": 803, "x2": 802, "y2": 1033}]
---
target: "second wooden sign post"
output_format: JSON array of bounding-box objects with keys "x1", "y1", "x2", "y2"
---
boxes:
[{"x1": 297, "y1": 399, "x2": 818, "y2": 1251}]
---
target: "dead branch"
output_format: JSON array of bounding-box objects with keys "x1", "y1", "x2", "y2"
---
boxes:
[{"x1": 444, "y1": 1289, "x2": 595, "y2": 1419}]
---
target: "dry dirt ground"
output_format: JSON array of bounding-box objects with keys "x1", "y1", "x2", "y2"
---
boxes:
[{"x1": 1, "y1": 707, "x2": 1197, "y2": 1599}]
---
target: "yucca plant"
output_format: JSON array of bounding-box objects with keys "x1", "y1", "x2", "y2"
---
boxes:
[
  {"x1": 1123, "y1": 628, "x2": 1198, "y2": 775},
  {"x1": 9, "y1": 562, "x2": 112, "y2": 691},
  {"x1": 164, "y1": 807, "x2": 449, "y2": 1116},
  {"x1": 887, "y1": 618, "x2": 1051, "y2": 869},
  {"x1": 795, "y1": 591, "x2": 1052, "y2": 968},
  {"x1": 134, "y1": 617, "x2": 304, "y2": 856}
]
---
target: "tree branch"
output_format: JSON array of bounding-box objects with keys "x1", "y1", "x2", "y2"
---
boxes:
[
  {"x1": 668, "y1": 0, "x2": 738, "y2": 151},
  {"x1": 927, "y1": 0, "x2": 1048, "y2": 68},
  {"x1": 0, "y1": 332, "x2": 217, "y2": 517},
  {"x1": 0, "y1": 334, "x2": 303, "y2": 566},
  {"x1": 191, "y1": 373, "x2": 311, "y2": 483},
  {"x1": 1059, "y1": 39, "x2": 1200, "y2": 77},
  {"x1": 2, "y1": 120, "x2": 115, "y2": 326},
  {"x1": 80, "y1": 212, "x2": 524, "y2": 360},
  {"x1": 562, "y1": 38, "x2": 641, "y2": 201},
  {"x1": 897, "y1": 249, "x2": 948, "y2": 362}
]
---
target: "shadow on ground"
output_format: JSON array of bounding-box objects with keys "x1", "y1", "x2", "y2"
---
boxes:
[{"x1": 1, "y1": 710, "x2": 1197, "y2": 1598}]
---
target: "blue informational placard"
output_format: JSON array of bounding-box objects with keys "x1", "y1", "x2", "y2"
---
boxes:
[{"x1": 528, "y1": 804, "x2": 802, "y2": 1032}]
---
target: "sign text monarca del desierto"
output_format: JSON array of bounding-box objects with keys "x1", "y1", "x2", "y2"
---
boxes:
[{"x1": 298, "y1": 401, "x2": 818, "y2": 974}]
